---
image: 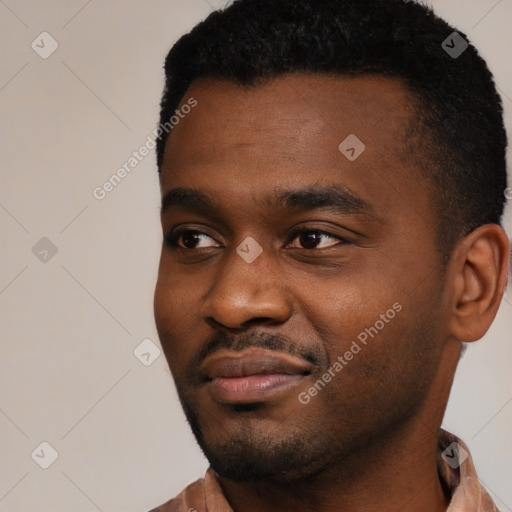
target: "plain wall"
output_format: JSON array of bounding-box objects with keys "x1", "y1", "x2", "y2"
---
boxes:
[{"x1": 0, "y1": 1, "x2": 511, "y2": 510}]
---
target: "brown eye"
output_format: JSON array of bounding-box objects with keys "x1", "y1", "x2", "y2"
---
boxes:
[
  {"x1": 166, "y1": 230, "x2": 219, "y2": 249},
  {"x1": 287, "y1": 229, "x2": 348, "y2": 250}
]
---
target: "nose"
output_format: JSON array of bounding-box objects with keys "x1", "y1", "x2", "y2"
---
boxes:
[{"x1": 200, "y1": 244, "x2": 292, "y2": 330}]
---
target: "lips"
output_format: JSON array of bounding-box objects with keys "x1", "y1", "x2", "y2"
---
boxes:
[{"x1": 200, "y1": 348, "x2": 312, "y2": 404}]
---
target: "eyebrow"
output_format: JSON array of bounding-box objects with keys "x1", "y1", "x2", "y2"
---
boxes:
[{"x1": 160, "y1": 186, "x2": 373, "y2": 217}]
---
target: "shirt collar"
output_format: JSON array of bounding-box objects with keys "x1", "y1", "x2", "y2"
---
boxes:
[
  {"x1": 154, "y1": 429, "x2": 499, "y2": 511},
  {"x1": 437, "y1": 428, "x2": 499, "y2": 511}
]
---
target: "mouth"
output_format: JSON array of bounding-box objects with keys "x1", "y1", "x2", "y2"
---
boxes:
[{"x1": 200, "y1": 348, "x2": 312, "y2": 404}]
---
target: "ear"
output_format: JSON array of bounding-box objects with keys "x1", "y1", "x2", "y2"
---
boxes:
[{"x1": 448, "y1": 224, "x2": 510, "y2": 343}]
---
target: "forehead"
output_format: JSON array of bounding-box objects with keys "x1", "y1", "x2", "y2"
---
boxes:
[
  {"x1": 163, "y1": 74, "x2": 415, "y2": 173},
  {"x1": 161, "y1": 73, "x2": 433, "y2": 232}
]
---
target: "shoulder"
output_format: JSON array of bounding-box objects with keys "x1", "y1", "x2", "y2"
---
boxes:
[{"x1": 146, "y1": 477, "x2": 206, "y2": 512}]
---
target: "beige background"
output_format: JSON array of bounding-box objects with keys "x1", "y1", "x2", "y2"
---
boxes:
[{"x1": 0, "y1": 1, "x2": 511, "y2": 511}]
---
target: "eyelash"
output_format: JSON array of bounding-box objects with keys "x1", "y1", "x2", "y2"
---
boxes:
[{"x1": 164, "y1": 228, "x2": 350, "y2": 250}]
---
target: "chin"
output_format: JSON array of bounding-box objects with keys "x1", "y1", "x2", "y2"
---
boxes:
[
  {"x1": 194, "y1": 421, "x2": 336, "y2": 483},
  {"x1": 177, "y1": 384, "x2": 343, "y2": 483}
]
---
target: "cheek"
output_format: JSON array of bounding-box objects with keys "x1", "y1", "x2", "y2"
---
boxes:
[
  {"x1": 154, "y1": 253, "x2": 196, "y2": 326},
  {"x1": 154, "y1": 272, "x2": 199, "y2": 373},
  {"x1": 154, "y1": 260, "x2": 177, "y2": 331},
  {"x1": 301, "y1": 276, "x2": 418, "y2": 394},
  {"x1": 304, "y1": 278, "x2": 391, "y2": 345}
]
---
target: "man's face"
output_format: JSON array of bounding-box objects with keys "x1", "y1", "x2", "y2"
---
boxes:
[{"x1": 154, "y1": 74, "x2": 452, "y2": 482}]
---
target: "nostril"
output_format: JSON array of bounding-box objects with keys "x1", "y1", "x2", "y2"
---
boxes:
[{"x1": 240, "y1": 317, "x2": 274, "y2": 329}]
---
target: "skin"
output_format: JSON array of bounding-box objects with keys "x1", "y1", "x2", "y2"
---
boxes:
[{"x1": 154, "y1": 74, "x2": 509, "y2": 512}]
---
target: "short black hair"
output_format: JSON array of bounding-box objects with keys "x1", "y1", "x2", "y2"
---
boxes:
[{"x1": 156, "y1": 0, "x2": 507, "y2": 256}]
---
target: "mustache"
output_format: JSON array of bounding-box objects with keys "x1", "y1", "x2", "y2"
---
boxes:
[{"x1": 185, "y1": 331, "x2": 326, "y2": 385}]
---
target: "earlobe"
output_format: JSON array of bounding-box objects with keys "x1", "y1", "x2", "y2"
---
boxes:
[{"x1": 449, "y1": 224, "x2": 510, "y2": 343}]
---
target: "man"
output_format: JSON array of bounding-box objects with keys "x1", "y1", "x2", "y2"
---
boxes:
[{"x1": 150, "y1": 0, "x2": 509, "y2": 510}]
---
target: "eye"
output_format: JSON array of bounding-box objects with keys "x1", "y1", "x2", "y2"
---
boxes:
[
  {"x1": 286, "y1": 229, "x2": 348, "y2": 250},
  {"x1": 165, "y1": 229, "x2": 220, "y2": 249}
]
